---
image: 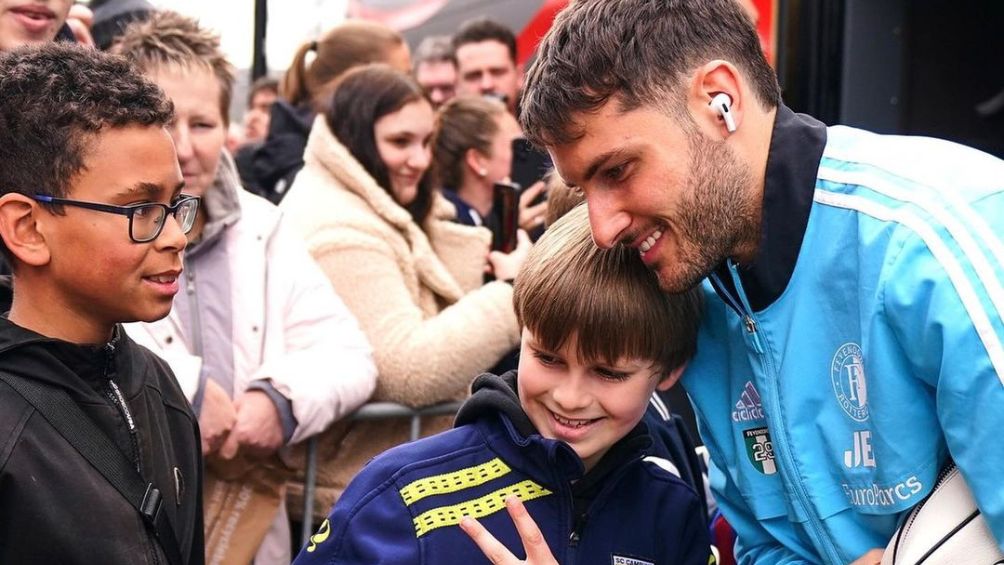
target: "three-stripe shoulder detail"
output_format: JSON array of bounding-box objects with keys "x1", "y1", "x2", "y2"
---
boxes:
[{"x1": 814, "y1": 164, "x2": 1004, "y2": 386}]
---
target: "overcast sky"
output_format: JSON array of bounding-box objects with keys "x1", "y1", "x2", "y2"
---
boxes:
[{"x1": 152, "y1": 0, "x2": 348, "y2": 70}]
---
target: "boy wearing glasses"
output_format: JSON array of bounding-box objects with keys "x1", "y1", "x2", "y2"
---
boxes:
[
  {"x1": 114, "y1": 13, "x2": 378, "y2": 565},
  {"x1": 0, "y1": 44, "x2": 205, "y2": 565}
]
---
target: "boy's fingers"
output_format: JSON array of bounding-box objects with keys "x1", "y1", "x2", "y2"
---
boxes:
[
  {"x1": 505, "y1": 496, "x2": 556, "y2": 564},
  {"x1": 460, "y1": 516, "x2": 518, "y2": 564}
]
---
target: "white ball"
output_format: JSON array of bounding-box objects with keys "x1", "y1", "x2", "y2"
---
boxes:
[{"x1": 881, "y1": 465, "x2": 1004, "y2": 565}]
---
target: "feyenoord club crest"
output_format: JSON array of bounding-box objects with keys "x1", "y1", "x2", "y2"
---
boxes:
[
  {"x1": 831, "y1": 343, "x2": 869, "y2": 422},
  {"x1": 743, "y1": 427, "x2": 777, "y2": 475}
]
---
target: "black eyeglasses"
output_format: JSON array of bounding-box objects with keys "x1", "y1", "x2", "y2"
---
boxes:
[{"x1": 31, "y1": 194, "x2": 201, "y2": 243}]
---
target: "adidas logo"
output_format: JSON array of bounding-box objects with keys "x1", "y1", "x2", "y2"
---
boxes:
[{"x1": 732, "y1": 381, "x2": 765, "y2": 422}]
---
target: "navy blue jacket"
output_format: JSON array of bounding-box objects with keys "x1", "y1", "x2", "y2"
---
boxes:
[{"x1": 295, "y1": 372, "x2": 711, "y2": 564}]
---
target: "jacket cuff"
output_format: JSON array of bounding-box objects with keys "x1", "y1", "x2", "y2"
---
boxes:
[{"x1": 246, "y1": 380, "x2": 298, "y2": 444}]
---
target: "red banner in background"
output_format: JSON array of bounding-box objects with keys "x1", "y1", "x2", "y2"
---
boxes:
[
  {"x1": 354, "y1": 0, "x2": 777, "y2": 69},
  {"x1": 516, "y1": 0, "x2": 568, "y2": 67},
  {"x1": 519, "y1": 0, "x2": 776, "y2": 69},
  {"x1": 744, "y1": 0, "x2": 778, "y2": 67},
  {"x1": 348, "y1": 0, "x2": 449, "y2": 30}
]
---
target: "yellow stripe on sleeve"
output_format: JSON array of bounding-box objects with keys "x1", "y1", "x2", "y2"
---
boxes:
[
  {"x1": 412, "y1": 479, "x2": 553, "y2": 537},
  {"x1": 399, "y1": 457, "x2": 511, "y2": 506}
]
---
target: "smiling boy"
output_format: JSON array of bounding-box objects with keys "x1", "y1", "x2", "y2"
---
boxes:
[
  {"x1": 295, "y1": 204, "x2": 712, "y2": 565},
  {"x1": 0, "y1": 44, "x2": 204, "y2": 564}
]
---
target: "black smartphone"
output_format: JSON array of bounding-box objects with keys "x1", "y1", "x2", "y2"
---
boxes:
[
  {"x1": 510, "y1": 137, "x2": 552, "y2": 193},
  {"x1": 491, "y1": 181, "x2": 520, "y2": 252}
]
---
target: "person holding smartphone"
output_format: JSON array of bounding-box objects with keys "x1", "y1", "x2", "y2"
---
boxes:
[{"x1": 432, "y1": 95, "x2": 549, "y2": 236}]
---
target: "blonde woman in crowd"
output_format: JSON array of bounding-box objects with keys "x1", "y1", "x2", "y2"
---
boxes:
[
  {"x1": 116, "y1": 12, "x2": 377, "y2": 564},
  {"x1": 281, "y1": 64, "x2": 527, "y2": 517}
]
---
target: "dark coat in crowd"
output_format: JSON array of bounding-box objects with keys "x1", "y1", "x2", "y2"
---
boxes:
[
  {"x1": 0, "y1": 317, "x2": 204, "y2": 565},
  {"x1": 235, "y1": 99, "x2": 314, "y2": 203}
]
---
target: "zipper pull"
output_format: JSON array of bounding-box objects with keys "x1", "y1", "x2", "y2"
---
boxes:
[
  {"x1": 568, "y1": 514, "x2": 586, "y2": 548},
  {"x1": 102, "y1": 341, "x2": 116, "y2": 380},
  {"x1": 744, "y1": 316, "x2": 765, "y2": 354}
]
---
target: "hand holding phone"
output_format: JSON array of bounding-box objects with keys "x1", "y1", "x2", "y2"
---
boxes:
[
  {"x1": 491, "y1": 181, "x2": 520, "y2": 252},
  {"x1": 487, "y1": 229, "x2": 532, "y2": 282},
  {"x1": 517, "y1": 180, "x2": 549, "y2": 231}
]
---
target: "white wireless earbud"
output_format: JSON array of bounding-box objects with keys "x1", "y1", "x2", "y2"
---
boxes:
[{"x1": 709, "y1": 93, "x2": 737, "y2": 133}]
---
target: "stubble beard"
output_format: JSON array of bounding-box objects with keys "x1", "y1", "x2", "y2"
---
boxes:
[{"x1": 655, "y1": 133, "x2": 757, "y2": 294}]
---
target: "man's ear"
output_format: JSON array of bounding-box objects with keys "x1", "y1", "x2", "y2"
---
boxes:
[
  {"x1": 656, "y1": 362, "x2": 688, "y2": 392},
  {"x1": 689, "y1": 59, "x2": 744, "y2": 137},
  {"x1": 0, "y1": 193, "x2": 52, "y2": 267}
]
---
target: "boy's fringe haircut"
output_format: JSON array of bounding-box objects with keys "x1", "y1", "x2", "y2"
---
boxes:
[{"x1": 514, "y1": 205, "x2": 701, "y2": 375}]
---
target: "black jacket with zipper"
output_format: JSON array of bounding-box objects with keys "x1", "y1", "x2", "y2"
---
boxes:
[{"x1": 0, "y1": 316, "x2": 204, "y2": 565}]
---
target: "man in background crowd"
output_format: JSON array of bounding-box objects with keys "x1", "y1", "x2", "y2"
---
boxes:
[
  {"x1": 242, "y1": 76, "x2": 279, "y2": 145},
  {"x1": 453, "y1": 17, "x2": 522, "y2": 116},
  {"x1": 412, "y1": 34, "x2": 456, "y2": 110}
]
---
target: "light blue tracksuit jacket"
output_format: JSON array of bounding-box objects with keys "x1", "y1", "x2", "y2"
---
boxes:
[{"x1": 683, "y1": 120, "x2": 1004, "y2": 564}]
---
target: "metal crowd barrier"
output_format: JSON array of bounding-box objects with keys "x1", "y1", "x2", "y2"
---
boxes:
[{"x1": 299, "y1": 401, "x2": 464, "y2": 548}]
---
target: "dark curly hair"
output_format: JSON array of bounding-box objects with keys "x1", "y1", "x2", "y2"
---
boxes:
[{"x1": 0, "y1": 43, "x2": 173, "y2": 209}]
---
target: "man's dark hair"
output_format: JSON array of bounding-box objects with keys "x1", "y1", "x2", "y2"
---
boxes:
[
  {"x1": 326, "y1": 64, "x2": 434, "y2": 224},
  {"x1": 453, "y1": 17, "x2": 517, "y2": 64},
  {"x1": 520, "y1": 0, "x2": 781, "y2": 146},
  {"x1": 0, "y1": 43, "x2": 174, "y2": 204}
]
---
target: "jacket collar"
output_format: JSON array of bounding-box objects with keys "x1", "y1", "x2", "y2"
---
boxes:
[
  {"x1": 712, "y1": 104, "x2": 828, "y2": 311},
  {"x1": 0, "y1": 316, "x2": 138, "y2": 399},
  {"x1": 188, "y1": 150, "x2": 243, "y2": 255}
]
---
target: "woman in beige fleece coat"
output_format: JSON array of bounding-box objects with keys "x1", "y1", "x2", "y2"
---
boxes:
[{"x1": 280, "y1": 65, "x2": 527, "y2": 516}]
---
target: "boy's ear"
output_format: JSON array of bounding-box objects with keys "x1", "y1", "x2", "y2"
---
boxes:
[
  {"x1": 656, "y1": 362, "x2": 688, "y2": 392},
  {"x1": 0, "y1": 194, "x2": 52, "y2": 267}
]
